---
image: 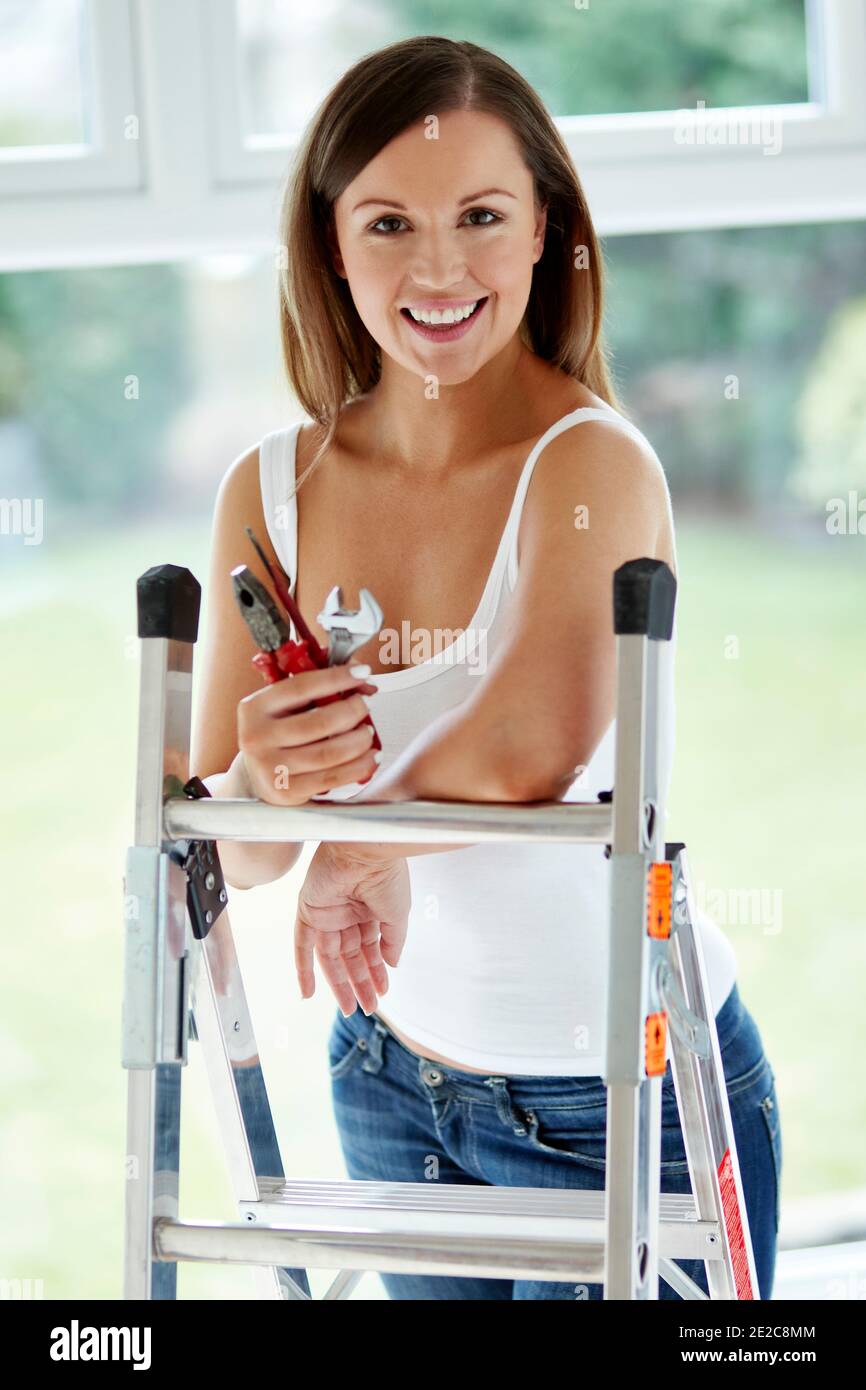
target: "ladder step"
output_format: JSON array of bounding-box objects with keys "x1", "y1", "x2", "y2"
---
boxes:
[
  {"x1": 235, "y1": 1179, "x2": 719, "y2": 1263},
  {"x1": 155, "y1": 1217, "x2": 609, "y2": 1282}
]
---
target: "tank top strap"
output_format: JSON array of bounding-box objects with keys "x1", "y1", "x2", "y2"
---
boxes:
[
  {"x1": 503, "y1": 407, "x2": 652, "y2": 592},
  {"x1": 258, "y1": 421, "x2": 304, "y2": 595}
]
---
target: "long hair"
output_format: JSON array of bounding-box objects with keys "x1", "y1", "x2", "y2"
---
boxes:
[{"x1": 277, "y1": 34, "x2": 623, "y2": 487}]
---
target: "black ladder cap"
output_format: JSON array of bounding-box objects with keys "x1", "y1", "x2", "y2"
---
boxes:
[
  {"x1": 137, "y1": 564, "x2": 201, "y2": 642},
  {"x1": 613, "y1": 558, "x2": 676, "y2": 639}
]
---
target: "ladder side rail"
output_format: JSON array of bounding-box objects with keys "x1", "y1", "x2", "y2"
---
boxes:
[
  {"x1": 122, "y1": 609, "x2": 196, "y2": 1299},
  {"x1": 666, "y1": 846, "x2": 760, "y2": 1300},
  {"x1": 191, "y1": 914, "x2": 312, "y2": 1299},
  {"x1": 605, "y1": 559, "x2": 676, "y2": 1300}
]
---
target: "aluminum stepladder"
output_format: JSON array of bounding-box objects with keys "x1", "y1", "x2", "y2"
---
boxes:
[{"x1": 122, "y1": 556, "x2": 758, "y2": 1300}]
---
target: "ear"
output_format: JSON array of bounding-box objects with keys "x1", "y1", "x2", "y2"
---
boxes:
[
  {"x1": 532, "y1": 199, "x2": 548, "y2": 264},
  {"x1": 326, "y1": 216, "x2": 347, "y2": 279}
]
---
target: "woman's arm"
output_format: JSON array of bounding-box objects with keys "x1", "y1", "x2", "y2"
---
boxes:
[
  {"x1": 340, "y1": 421, "x2": 676, "y2": 864},
  {"x1": 190, "y1": 445, "x2": 305, "y2": 889}
]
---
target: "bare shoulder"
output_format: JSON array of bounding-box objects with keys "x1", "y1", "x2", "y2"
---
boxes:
[
  {"x1": 209, "y1": 437, "x2": 293, "y2": 581},
  {"x1": 217, "y1": 439, "x2": 262, "y2": 505},
  {"x1": 522, "y1": 411, "x2": 677, "y2": 576}
]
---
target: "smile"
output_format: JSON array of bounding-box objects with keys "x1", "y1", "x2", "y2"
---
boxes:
[{"x1": 400, "y1": 296, "x2": 489, "y2": 342}]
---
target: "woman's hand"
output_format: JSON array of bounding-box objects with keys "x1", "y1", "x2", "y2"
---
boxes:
[
  {"x1": 237, "y1": 663, "x2": 380, "y2": 806},
  {"x1": 294, "y1": 842, "x2": 411, "y2": 1015}
]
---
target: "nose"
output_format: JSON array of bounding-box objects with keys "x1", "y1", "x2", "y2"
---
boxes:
[{"x1": 407, "y1": 227, "x2": 467, "y2": 292}]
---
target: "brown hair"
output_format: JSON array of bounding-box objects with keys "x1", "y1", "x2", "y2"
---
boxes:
[{"x1": 277, "y1": 34, "x2": 624, "y2": 487}]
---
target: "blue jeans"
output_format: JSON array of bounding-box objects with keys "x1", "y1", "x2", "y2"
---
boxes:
[{"x1": 327, "y1": 982, "x2": 782, "y2": 1300}]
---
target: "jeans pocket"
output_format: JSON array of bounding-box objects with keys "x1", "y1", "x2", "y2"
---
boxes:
[
  {"x1": 524, "y1": 1101, "x2": 608, "y2": 1168},
  {"x1": 523, "y1": 1093, "x2": 690, "y2": 1174},
  {"x1": 327, "y1": 1011, "x2": 368, "y2": 1080}
]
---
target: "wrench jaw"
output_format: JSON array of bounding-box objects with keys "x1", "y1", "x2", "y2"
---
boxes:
[{"x1": 317, "y1": 585, "x2": 384, "y2": 667}]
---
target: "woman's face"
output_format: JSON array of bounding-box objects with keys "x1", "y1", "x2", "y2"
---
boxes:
[{"x1": 330, "y1": 108, "x2": 547, "y2": 385}]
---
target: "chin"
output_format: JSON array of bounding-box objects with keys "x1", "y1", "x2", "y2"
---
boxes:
[{"x1": 413, "y1": 359, "x2": 486, "y2": 387}]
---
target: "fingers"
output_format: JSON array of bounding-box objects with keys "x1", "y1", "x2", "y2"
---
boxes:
[
  {"x1": 316, "y1": 923, "x2": 380, "y2": 1016},
  {"x1": 296, "y1": 918, "x2": 391, "y2": 1016},
  {"x1": 242, "y1": 663, "x2": 378, "y2": 719},
  {"x1": 276, "y1": 717, "x2": 375, "y2": 774},
  {"x1": 273, "y1": 691, "x2": 377, "y2": 750},
  {"x1": 239, "y1": 681, "x2": 381, "y2": 803},
  {"x1": 294, "y1": 918, "x2": 317, "y2": 1001},
  {"x1": 314, "y1": 942, "x2": 359, "y2": 1017},
  {"x1": 359, "y1": 930, "x2": 389, "y2": 998},
  {"x1": 377, "y1": 917, "x2": 406, "y2": 969}
]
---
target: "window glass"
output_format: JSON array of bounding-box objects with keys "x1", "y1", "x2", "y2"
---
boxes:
[
  {"x1": 0, "y1": 0, "x2": 88, "y2": 148},
  {"x1": 237, "y1": 0, "x2": 809, "y2": 140}
]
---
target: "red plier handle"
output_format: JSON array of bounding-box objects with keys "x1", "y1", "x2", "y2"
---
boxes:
[{"x1": 230, "y1": 550, "x2": 381, "y2": 752}]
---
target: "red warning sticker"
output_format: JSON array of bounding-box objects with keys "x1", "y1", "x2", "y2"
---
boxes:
[{"x1": 717, "y1": 1147, "x2": 755, "y2": 1299}]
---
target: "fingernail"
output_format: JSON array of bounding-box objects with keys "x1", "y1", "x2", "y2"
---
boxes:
[{"x1": 350, "y1": 663, "x2": 371, "y2": 678}]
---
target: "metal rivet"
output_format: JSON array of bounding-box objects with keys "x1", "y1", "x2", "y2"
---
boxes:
[
  {"x1": 205, "y1": 871, "x2": 215, "y2": 890},
  {"x1": 358, "y1": 1038, "x2": 367, "y2": 1049}
]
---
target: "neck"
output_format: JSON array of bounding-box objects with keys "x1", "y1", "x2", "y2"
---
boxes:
[{"x1": 366, "y1": 333, "x2": 541, "y2": 478}]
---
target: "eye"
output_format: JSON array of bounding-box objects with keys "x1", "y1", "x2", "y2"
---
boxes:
[
  {"x1": 369, "y1": 215, "x2": 407, "y2": 235},
  {"x1": 463, "y1": 208, "x2": 502, "y2": 227}
]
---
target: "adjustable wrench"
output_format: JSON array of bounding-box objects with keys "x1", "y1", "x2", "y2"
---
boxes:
[
  {"x1": 317, "y1": 585, "x2": 384, "y2": 667},
  {"x1": 231, "y1": 554, "x2": 382, "y2": 750}
]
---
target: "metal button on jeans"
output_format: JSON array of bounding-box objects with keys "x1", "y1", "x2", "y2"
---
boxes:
[{"x1": 422, "y1": 1066, "x2": 444, "y2": 1087}]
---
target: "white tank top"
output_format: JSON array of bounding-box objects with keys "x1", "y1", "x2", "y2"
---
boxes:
[{"x1": 258, "y1": 407, "x2": 737, "y2": 1075}]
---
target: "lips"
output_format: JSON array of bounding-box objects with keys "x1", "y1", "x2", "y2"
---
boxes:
[{"x1": 400, "y1": 296, "x2": 489, "y2": 343}]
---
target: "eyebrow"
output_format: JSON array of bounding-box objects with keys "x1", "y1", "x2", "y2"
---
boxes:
[{"x1": 351, "y1": 187, "x2": 518, "y2": 214}]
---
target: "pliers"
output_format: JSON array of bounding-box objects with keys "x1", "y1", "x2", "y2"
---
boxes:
[{"x1": 231, "y1": 527, "x2": 383, "y2": 750}]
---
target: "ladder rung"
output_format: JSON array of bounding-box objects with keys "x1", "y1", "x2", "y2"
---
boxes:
[
  {"x1": 236, "y1": 1179, "x2": 720, "y2": 1263},
  {"x1": 155, "y1": 1218, "x2": 609, "y2": 1282}
]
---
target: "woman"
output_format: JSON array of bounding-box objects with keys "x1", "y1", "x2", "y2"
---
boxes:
[{"x1": 191, "y1": 35, "x2": 782, "y2": 1300}]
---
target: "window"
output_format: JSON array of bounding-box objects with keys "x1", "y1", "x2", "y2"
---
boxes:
[
  {"x1": 1, "y1": 1, "x2": 863, "y2": 264},
  {"x1": 0, "y1": 0, "x2": 88, "y2": 147},
  {"x1": 0, "y1": 0, "x2": 140, "y2": 196},
  {"x1": 236, "y1": 0, "x2": 811, "y2": 141}
]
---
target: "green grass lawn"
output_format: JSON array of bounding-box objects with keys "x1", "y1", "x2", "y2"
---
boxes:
[{"x1": 1, "y1": 508, "x2": 863, "y2": 1297}]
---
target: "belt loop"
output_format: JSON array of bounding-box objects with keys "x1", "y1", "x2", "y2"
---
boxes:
[
  {"x1": 362, "y1": 1017, "x2": 387, "y2": 1074},
  {"x1": 485, "y1": 1076, "x2": 527, "y2": 1135}
]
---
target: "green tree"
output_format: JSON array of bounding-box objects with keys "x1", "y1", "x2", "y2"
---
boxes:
[
  {"x1": 790, "y1": 297, "x2": 866, "y2": 509},
  {"x1": 1, "y1": 264, "x2": 192, "y2": 509}
]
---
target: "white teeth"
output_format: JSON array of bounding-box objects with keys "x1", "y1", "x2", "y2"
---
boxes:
[{"x1": 407, "y1": 300, "x2": 478, "y2": 325}]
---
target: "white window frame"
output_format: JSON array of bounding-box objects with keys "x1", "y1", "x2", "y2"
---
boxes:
[
  {"x1": 0, "y1": 0, "x2": 864, "y2": 271},
  {"x1": 201, "y1": 0, "x2": 866, "y2": 235},
  {"x1": 0, "y1": 0, "x2": 142, "y2": 196},
  {"x1": 206, "y1": 0, "x2": 866, "y2": 182}
]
